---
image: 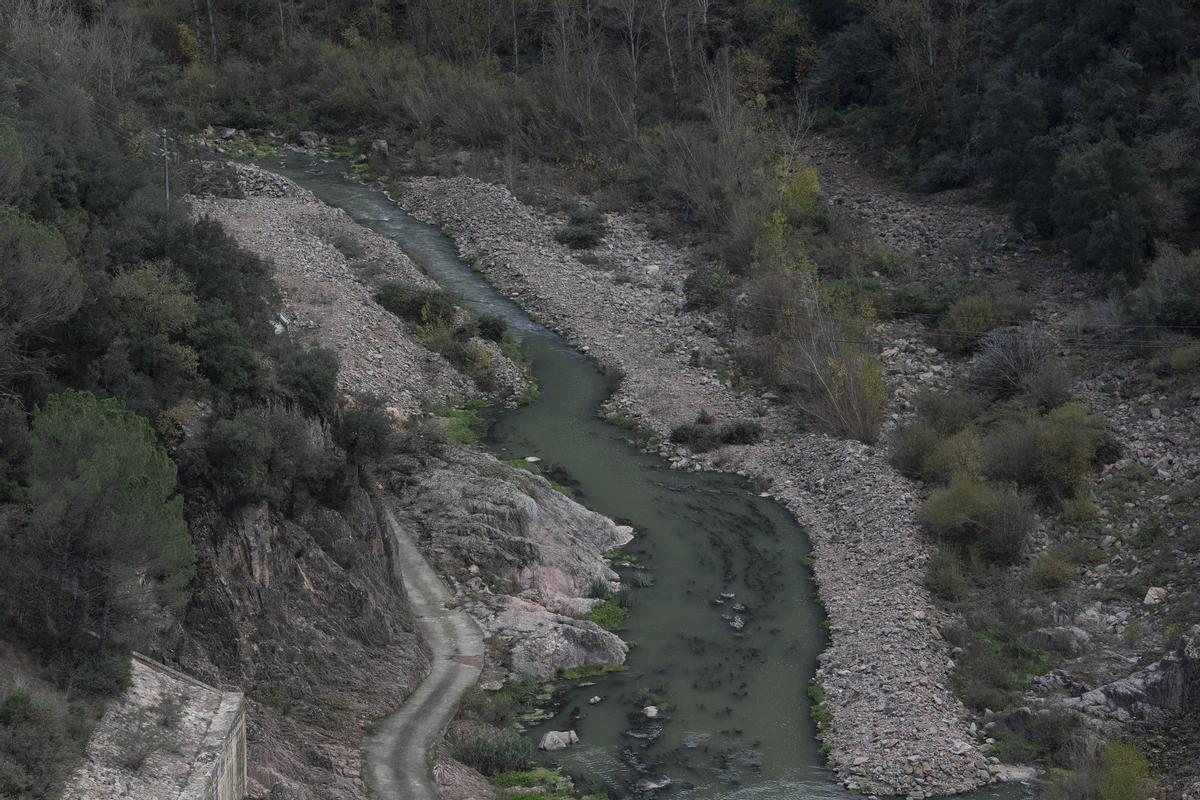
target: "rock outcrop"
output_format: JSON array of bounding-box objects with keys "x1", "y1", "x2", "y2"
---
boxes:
[
  {"x1": 1069, "y1": 625, "x2": 1200, "y2": 723},
  {"x1": 387, "y1": 445, "x2": 632, "y2": 677},
  {"x1": 178, "y1": 488, "x2": 429, "y2": 799}
]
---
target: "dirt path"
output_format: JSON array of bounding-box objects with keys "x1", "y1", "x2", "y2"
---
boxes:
[{"x1": 364, "y1": 509, "x2": 484, "y2": 800}]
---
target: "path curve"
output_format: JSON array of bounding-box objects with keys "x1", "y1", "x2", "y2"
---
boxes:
[{"x1": 365, "y1": 508, "x2": 484, "y2": 800}]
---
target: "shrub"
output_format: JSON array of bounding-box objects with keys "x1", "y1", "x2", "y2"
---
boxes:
[
  {"x1": 891, "y1": 421, "x2": 940, "y2": 478},
  {"x1": 1097, "y1": 742, "x2": 1153, "y2": 800},
  {"x1": 554, "y1": 205, "x2": 606, "y2": 250},
  {"x1": 1029, "y1": 552, "x2": 1077, "y2": 591},
  {"x1": 918, "y1": 478, "x2": 1035, "y2": 563},
  {"x1": 982, "y1": 417, "x2": 1041, "y2": 488},
  {"x1": 915, "y1": 389, "x2": 988, "y2": 435},
  {"x1": 278, "y1": 344, "x2": 339, "y2": 417},
  {"x1": 721, "y1": 420, "x2": 764, "y2": 445},
  {"x1": 1126, "y1": 247, "x2": 1200, "y2": 327},
  {"x1": 1061, "y1": 494, "x2": 1098, "y2": 526},
  {"x1": 1166, "y1": 342, "x2": 1200, "y2": 375},
  {"x1": 920, "y1": 427, "x2": 982, "y2": 484},
  {"x1": 668, "y1": 415, "x2": 763, "y2": 451},
  {"x1": 588, "y1": 600, "x2": 628, "y2": 631},
  {"x1": 1023, "y1": 361, "x2": 1074, "y2": 409},
  {"x1": 1035, "y1": 403, "x2": 1106, "y2": 497},
  {"x1": 334, "y1": 394, "x2": 395, "y2": 465},
  {"x1": 968, "y1": 327, "x2": 1056, "y2": 398},
  {"x1": 938, "y1": 294, "x2": 1003, "y2": 355},
  {"x1": 684, "y1": 261, "x2": 735, "y2": 309},
  {"x1": 450, "y1": 730, "x2": 534, "y2": 776},
  {"x1": 924, "y1": 547, "x2": 967, "y2": 602},
  {"x1": 937, "y1": 285, "x2": 1028, "y2": 355},
  {"x1": 555, "y1": 223, "x2": 603, "y2": 249},
  {"x1": 375, "y1": 284, "x2": 457, "y2": 327},
  {"x1": 208, "y1": 413, "x2": 273, "y2": 502},
  {"x1": 477, "y1": 314, "x2": 507, "y2": 342},
  {"x1": 459, "y1": 686, "x2": 516, "y2": 727},
  {"x1": 952, "y1": 626, "x2": 1050, "y2": 712}
]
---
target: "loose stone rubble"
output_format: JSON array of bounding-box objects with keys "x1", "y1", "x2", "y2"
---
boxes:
[{"x1": 401, "y1": 177, "x2": 997, "y2": 796}]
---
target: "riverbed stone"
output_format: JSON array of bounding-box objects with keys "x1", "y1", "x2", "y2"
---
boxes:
[{"x1": 538, "y1": 730, "x2": 578, "y2": 751}]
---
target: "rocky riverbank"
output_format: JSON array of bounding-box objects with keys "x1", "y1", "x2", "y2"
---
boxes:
[
  {"x1": 400, "y1": 177, "x2": 998, "y2": 796},
  {"x1": 184, "y1": 164, "x2": 633, "y2": 798}
]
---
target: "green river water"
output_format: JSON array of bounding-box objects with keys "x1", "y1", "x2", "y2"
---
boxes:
[{"x1": 264, "y1": 154, "x2": 1027, "y2": 800}]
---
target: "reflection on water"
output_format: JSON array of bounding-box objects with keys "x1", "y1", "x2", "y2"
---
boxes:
[{"x1": 265, "y1": 155, "x2": 1029, "y2": 800}]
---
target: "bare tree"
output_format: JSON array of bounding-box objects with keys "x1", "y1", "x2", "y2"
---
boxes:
[{"x1": 652, "y1": 0, "x2": 680, "y2": 113}]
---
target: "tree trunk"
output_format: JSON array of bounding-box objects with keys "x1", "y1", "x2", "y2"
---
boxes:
[{"x1": 205, "y1": 0, "x2": 219, "y2": 70}]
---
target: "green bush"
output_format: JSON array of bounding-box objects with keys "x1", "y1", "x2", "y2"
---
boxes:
[
  {"x1": 1029, "y1": 552, "x2": 1077, "y2": 591},
  {"x1": 918, "y1": 478, "x2": 1035, "y2": 563},
  {"x1": 937, "y1": 285, "x2": 1028, "y2": 355},
  {"x1": 1035, "y1": 403, "x2": 1106, "y2": 497},
  {"x1": 1023, "y1": 361, "x2": 1074, "y2": 410},
  {"x1": 375, "y1": 284, "x2": 458, "y2": 327},
  {"x1": 1166, "y1": 342, "x2": 1200, "y2": 375},
  {"x1": 938, "y1": 294, "x2": 1003, "y2": 355},
  {"x1": 450, "y1": 730, "x2": 534, "y2": 776},
  {"x1": 920, "y1": 427, "x2": 981, "y2": 484},
  {"x1": 668, "y1": 416, "x2": 763, "y2": 452},
  {"x1": 478, "y1": 314, "x2": 508, "y2": 342},
  {"x1": 915, "y1": 389, "x2": 988, "y2": 435},
  {"x1": 952, "y1": 626, "x2": 1050, "y2": 712},
  {"x1": 924, "y1": 547, "x2": 967, "y2": 601},
  {"x1": 890, "y1": 421, "x2": 940, "y2": 478},
  {"x1": 982, "y1": 417, "x2": 1041, "y2": 488},
  {"x1": 554, "y1": 205, "x2": 606, "y2": 250},
  {"x1": 587, "y1": 600, "x2": 628, "y2": 631},
  {"x1": 208, "y1": 409, "x2": 347, "y2": 511},
  {"x1": 1097, "y1": 742, "x2": 1152, "y2": 800},
  {"x1": 1126, "y1": 248, "x2": 1200, "y2": 327},
  {"x1": 554, "y1": 223, "x2": 604, "y2": 249},
  {"x1": 459, "y1": 686, "x2": 516, "y2": 727},
  {"x1": 684, "y1": 261, "x2": 735, "y2": 309},
  {"x1": 278, "y1": 344, "x2": 340, "y2": 417},
  {"x1": 334, "y1": 394, "x2": 395, "y2": 465}
]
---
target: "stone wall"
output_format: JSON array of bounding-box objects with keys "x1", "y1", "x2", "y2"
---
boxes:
[{"x1": 62, "y1": 653, "x2": 246, "y2": 800}]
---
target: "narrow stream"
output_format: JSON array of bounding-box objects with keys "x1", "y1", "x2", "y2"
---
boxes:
[{"x1": 263, "y1": 155, "x2": 1023, "y2": 800}]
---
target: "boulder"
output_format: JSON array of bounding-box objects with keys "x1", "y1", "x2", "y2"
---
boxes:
[
  {"x1": 1026, "y1": 626, "x2": 1092, "y2": 657},
  {"x1": 370, "y1": 138, "x2": 389, "y2": 156},
  {"x1": 643, "y1": 705, "x2": 659, "y2": 718},
  {"x1": 297, "y1": 130, "x2": 320, "y2": 149},
  {"x1": 635, "y1": 777, "x2": 672, "y2": 791},
  {"x1": 539, "y1": 730, "x2": 578, "y2": 751},
  {"x1": 1143, "y1": 586, "x2": 1167, "y2": 605}
]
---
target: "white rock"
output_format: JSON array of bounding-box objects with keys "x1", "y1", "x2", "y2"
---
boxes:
[
  {"x1": 643, "y1": 705, "x2": 659, "y2": 718},
  {"x1": 539, "y1": 730, "x2": 579, "y2": 751},
  {"x1": 588, "y1": 696, "x2": 602, "y2": 705},
  {"x1": 1143, "y1": 586, "x2": 1167, "y2": 605}
]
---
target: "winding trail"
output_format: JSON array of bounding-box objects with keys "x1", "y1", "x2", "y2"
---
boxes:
[{"x1": 365, "y1": 509, "x2": 484, "y2": 800}]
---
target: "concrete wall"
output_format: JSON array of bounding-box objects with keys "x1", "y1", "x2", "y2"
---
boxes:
[{"x1": 62, "y1": 653, "x2": 248, "y2": 800}]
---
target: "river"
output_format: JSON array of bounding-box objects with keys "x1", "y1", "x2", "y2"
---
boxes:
[{"x1": 263, "y1": 154, "x2": 1025, "y2": 800}]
